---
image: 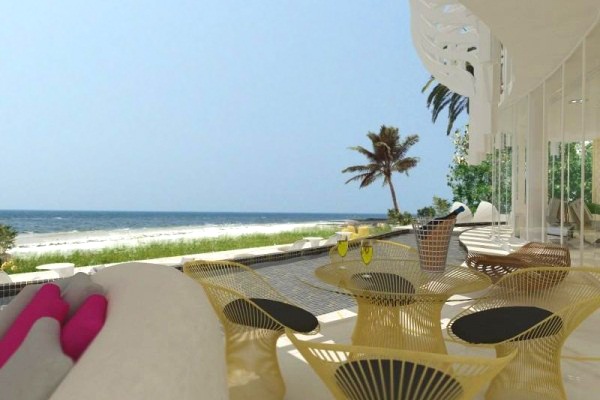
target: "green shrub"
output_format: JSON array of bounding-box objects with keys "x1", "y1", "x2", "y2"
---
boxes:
[
  {"x1": 432, "y1": 196, "x2": 451, "y2": 215},
  {"x1": 416, "y1": 207, "x2": 435, "y2": 217},
  {"x1": 387, "y1": 209, "x2": 413, "y2": 225},
  {"x1": 0, "y1": 224, "x2": 17, "y2": 261}
]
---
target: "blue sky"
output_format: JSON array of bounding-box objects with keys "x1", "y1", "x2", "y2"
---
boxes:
[{"x1": 0, "y1": 1, "x2": 458, "y2": 214}]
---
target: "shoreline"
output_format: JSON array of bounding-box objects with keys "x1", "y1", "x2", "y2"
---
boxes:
[
  {"x1": 1, "y1": 225, "x2": 404, "y2": 285},
  {"x1": 9, "y1": 220, "x2": 359, "y2": 256}
]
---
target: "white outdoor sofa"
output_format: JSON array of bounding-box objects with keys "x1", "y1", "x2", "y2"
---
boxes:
[{"x1": 1, "y1": 262, "x2": 228, "y2": 400}]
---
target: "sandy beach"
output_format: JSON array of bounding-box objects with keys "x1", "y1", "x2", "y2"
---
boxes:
[{"x1": 9, "y1": 221, "x2": 341, "y2": 256}]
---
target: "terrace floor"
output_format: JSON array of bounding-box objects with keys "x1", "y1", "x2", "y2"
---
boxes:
[{"x1": 248, "y1": 234, "x2": 600, "y2": 399}]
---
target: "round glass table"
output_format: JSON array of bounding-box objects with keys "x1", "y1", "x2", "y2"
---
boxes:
[{"x1": 314, "y1": 258, "x2": 491, "y2": 353}]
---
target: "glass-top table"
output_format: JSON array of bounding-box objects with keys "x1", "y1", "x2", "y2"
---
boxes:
[{"x1": 314, "y1": 258, "x2": 491, "y2": 353}]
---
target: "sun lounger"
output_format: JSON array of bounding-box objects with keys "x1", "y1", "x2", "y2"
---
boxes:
[
  {"x1": 569, "y1": 199, "x2": 600, "y2": 244},
  {"x1": 278, "y1": 239, "x2": 310, "y2": 252}
]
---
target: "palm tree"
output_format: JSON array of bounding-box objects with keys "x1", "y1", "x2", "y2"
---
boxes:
[
  {"x1": 342, "y1": 125, "x2": 419, "y2": 213},
  {"x1": 422, "y1": 76, "x2": 469, "y2": 136}
]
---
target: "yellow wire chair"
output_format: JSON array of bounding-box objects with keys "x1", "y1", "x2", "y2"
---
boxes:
[
  {"x1": 315, "y1": 259, "x2": 490, "y2": 354},
  {"x1": 184, "y1": 260, "x2": 320, "y2": 400},
  {"x1": 447, "y1": 267, "x2": 600, "y2": 400},
  {"x1": 356, "y1": 225, "x2": 371, "y2": 238},
  {"x1": 329, "y1": 239, "x2": 419, "y2": 263},
  {"x1": 287, "y1": 329, "x2": 516, "y2": 400}
]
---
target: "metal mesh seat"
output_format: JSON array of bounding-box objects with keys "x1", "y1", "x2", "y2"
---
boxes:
[{"x1": 184, "y1": 260, "x2": 319, "y2": 400}]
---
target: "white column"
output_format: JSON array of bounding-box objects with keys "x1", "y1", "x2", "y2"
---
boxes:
[{"x1": 526, "y1": 88, "x2": 544, "y2": 241}]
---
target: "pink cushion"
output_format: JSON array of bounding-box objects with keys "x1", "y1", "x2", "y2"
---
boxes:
[
  {"x1": 61, "y1": 294, "x2": 108, "y2": 361},
  {"x1": 0, "y1": 283, "x2": 69, "y2": 368}
]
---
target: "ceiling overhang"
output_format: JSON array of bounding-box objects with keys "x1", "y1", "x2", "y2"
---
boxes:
[{"x1": 459, "y1": 0, "x2": 600, "y2": 103}]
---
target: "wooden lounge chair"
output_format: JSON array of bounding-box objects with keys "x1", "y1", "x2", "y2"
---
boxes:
[{"x1": 465, "y1": 242, "x2": 570, "y2": 283}]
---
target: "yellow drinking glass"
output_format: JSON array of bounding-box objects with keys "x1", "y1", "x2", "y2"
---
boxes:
[
  {"x1": 337, "y1": 238, "x2": 349, "y2": 257},
  {"x1": 360, "y1": 240, "x2": 373, "y2": 265}
]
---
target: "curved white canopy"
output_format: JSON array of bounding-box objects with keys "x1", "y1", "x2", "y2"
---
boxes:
[{"x1": 459, "y1": 0, "x2": 600, "y2": 103}]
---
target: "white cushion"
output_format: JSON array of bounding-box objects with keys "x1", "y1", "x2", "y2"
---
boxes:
[
  {"x1": 49, "y1": 262, "x2": 228, "y2": 400},
  {"x1": 57, "y1": 272, "x2": 105, "y2": 318}
]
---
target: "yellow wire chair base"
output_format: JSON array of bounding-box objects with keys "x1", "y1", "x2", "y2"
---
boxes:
[
  {"x1": 447, "y1": 267, "x2": 600, "y2": 400},
  {"x1": 351, "y1": 298, "x2": 449, "y2": 354},
  {"x1": 287, "y1": 329, "x2": 516, "y2": 400},
  {"x1": 226, "y1": 331, "x2": 285, "y2": 400},
  {"x1": 184, "y1": 260, "x2": 319, "y2": 400}
]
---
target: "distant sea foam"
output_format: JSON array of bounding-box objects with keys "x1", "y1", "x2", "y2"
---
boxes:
[{"x1": 0, "y1": 209, "x2": 385, "y2": 234}]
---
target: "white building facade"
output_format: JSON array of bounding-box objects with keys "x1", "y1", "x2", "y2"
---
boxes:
[{"x1": 409, "y1": 0, "x2": 600, "y2": 265}]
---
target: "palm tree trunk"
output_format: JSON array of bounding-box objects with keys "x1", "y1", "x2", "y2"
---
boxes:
[{"x1": 388, "y1": 180, "x2": 400, "y2": 213}]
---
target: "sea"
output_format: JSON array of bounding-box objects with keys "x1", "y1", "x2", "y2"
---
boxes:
[{"x1": 0, "y1": 210, "x2": 386, "y2": 255}]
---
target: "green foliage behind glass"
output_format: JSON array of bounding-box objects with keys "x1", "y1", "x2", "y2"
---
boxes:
[
  {"x1": 547, "y1": 142, "x2": 593, "y2": 204},
  {"x1": 588, "y1": 202, "x2": 600, "y2": 215},
  {"x1": 446, "y1": 127, "x2": 512, "y2": 213}
]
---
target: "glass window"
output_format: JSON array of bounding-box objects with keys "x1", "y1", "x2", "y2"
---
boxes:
[{"x1": 583, "y1": 23, "x2": 600, "y2": 265}]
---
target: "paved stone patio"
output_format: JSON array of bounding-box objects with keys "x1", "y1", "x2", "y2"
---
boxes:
[{"x1": 252, "y1": 233, "x2": 467, "y2": 316}]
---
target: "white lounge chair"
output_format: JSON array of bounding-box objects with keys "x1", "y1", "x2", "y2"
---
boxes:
[
  {"x1": 320, "y1": 234, "x2": 343, "y2": 247},
  {"x1": 0, "y1": 270, "x2": 11, "y2": 284},
  {"x1": 472, "y1": 201, "x2": 500, "y2": 223},
  {"x1": 278, "y1": 239, "x2": 310, "y2": 252},
  {"x1": 569, "y1": 199, "x2": 600, "y2": 244},
  {"x1": 546, "y1": 198, "x2": 573, "y2": 239},
  {"x1": 450, "y1": 201, "x2": 473, "y2": 223}
]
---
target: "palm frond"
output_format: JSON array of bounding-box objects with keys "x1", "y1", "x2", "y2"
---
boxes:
[
  {"x1": 446, "y1": 95, "x2": 469, "y2": 135},
  {"x1": 423, "y1": 77, "x2": 469, "y2": 135},
  {"x1": 341, "y1": 164, "x2": 376, "y2": 174},
  {"x1": 344, "y1": 170, "x2": 382, "y2": 188},
  {"x1": 421, "y1": 76, "x2": 436, "y2": 93},
  {"x1": 347, "y1": 146, "x2": 377, "y2": 162},
  {"x1": 393, "y1": 157, "x2": 419, "y2": 174}
]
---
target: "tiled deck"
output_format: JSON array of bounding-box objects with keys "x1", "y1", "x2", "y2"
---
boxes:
[
  {"x1": 276, "y1": 302, "x2": 600, "y2": 399},
  {"x1": 248, "y1": 231, "x2": 600, "y2": 399}
]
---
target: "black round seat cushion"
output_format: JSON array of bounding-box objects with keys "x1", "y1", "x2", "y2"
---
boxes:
[
  {"x1": 335, "y1": 358, "x2": 462, "y2": 400},
  {"x1": 451, "y1": 306, "x2": 563, "y2": 344},
  {"x1": 223, "y1": 298, "x2": 318, "y2": 333},
  {"x1": 350, "y1": 272, "x2": 415, "y2": 306}
]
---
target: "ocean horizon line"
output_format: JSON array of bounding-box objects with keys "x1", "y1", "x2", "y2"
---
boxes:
[
  {"x1": 0, "y1": 208, "x2": 386, "y2": 216},
  {"x1": 1, "y1": 209, "x2": 389, "y2": 237}
]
